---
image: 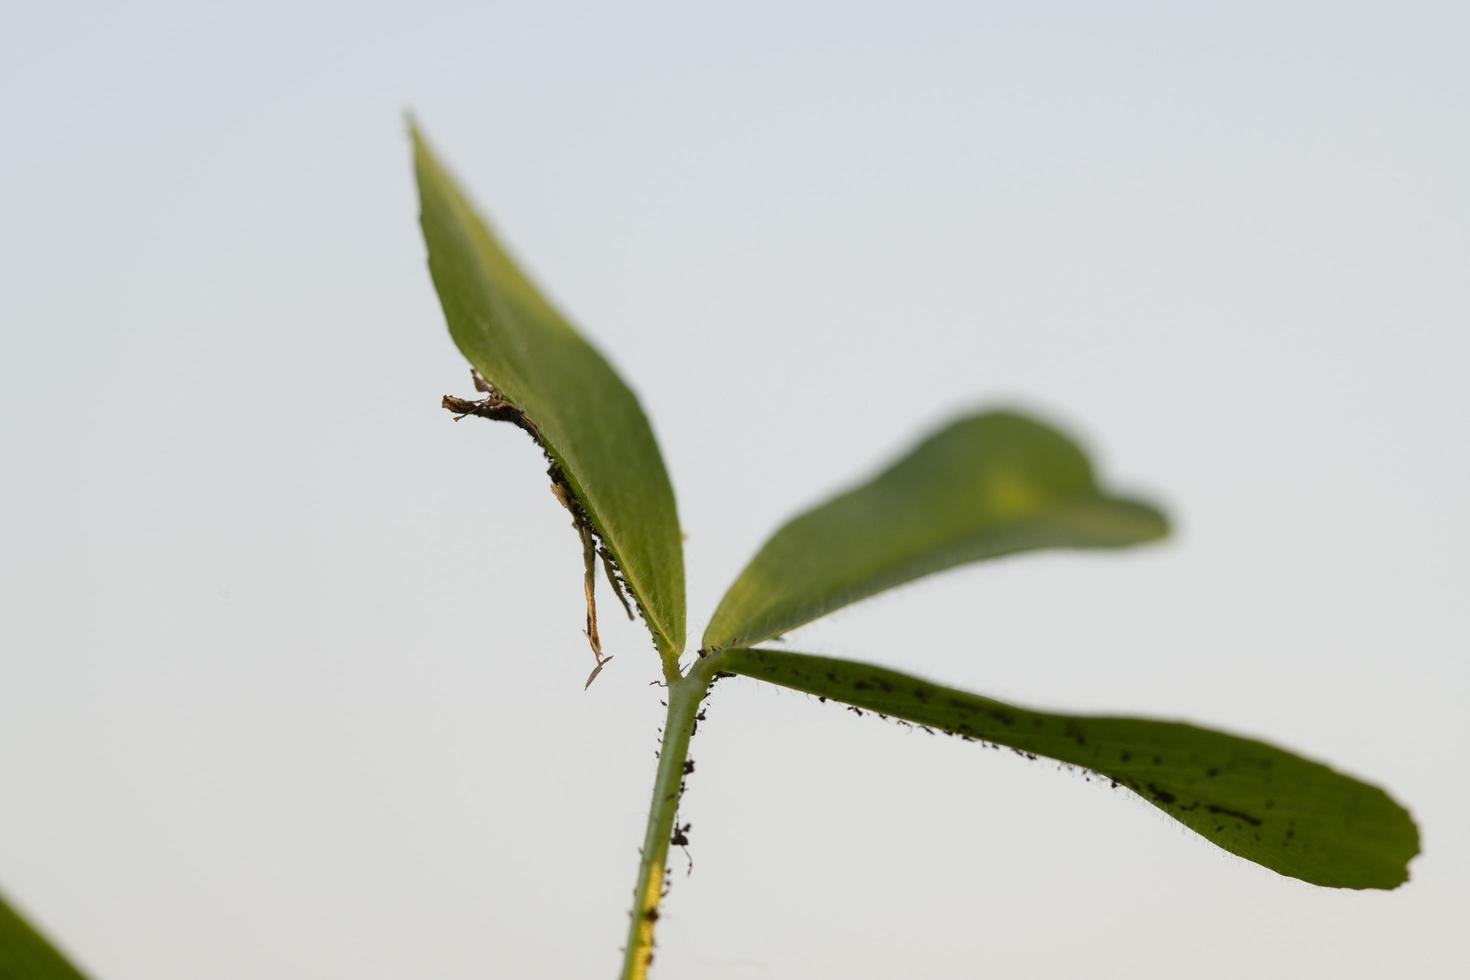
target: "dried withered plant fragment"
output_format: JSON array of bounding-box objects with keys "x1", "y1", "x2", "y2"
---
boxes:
[{"x1": 443, "y1": 370, "x2": 620, "y2": 687}]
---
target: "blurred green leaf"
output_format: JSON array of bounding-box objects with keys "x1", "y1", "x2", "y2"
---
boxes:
[
  {"x1": 703, "y1": 412, "x2": 1166, "y2": 652},
  {"x1": 0, "y1": 891, "x2": 87, "y2": 980},
  {"x1": 412, "y1": 125, "x2": 686, "y2": 657},
  {"x1": 720, "y1": 648, "x2": 1418, "y2": 889}
]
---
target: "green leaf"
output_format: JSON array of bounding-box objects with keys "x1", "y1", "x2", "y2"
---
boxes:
[
  {"x1": 703, "y1": 412, "x2": 1166, "y2": 652},
  {"x1": 0, "y1": 891, "x2": 88, "y2": 979},
  {"x1": 412, "y1": 125, "x2": 685, "y2": 657},
  {"x1": 720, "y1": 648, "x2": 1418, "y2": 889}
]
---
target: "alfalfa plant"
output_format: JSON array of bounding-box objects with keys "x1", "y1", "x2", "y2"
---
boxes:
[
  {"x1": 408, "y1": 126, "x2": 1417, "y2": 978},
  {"x1": 0, "y1": 125, "x2": 1423, "y2": 980},
  {"x1": 0, "y1": 129, "x2": 1425, "y2": 980}
]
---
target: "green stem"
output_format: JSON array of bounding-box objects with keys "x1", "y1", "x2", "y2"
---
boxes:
[{"x1": 618, "y1": 660, "x2": 716, "y2": 979}]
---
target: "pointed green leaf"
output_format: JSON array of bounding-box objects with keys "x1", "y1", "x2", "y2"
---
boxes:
[
  {"x1": 704, "y1": 412, "x2": 1166, "y2": 652},
  {"x1": 412, "y1": 126, "x2": 685, "y2": 656},
  {"x1": 0, "y1": 891, "x2": 88, "y2": 979},
  {"x1": 720, "y1": 648, "x2": 1418, "y2": 889}
]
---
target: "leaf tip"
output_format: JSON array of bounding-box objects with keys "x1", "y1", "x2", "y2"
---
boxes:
[{"x1": 1138, "y1": 499, "x2": 1172, "y2": 541}]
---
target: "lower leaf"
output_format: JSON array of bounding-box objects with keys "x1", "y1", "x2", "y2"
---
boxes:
[{"x1": 719, "y1": 648, "x2": 1418, "y2": 890}]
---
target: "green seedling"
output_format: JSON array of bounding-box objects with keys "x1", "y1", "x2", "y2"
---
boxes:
[
  {"x1": 409, "y1": 127, "x2": 1417, "y2": 980},
  {"x1": 0, "y1": 127, "x2": 1420, "y2": 980}
]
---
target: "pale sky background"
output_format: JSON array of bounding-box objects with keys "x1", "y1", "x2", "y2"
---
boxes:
[{"x1": 2, "y1": 2, "x2": 1467, "y2": 977}]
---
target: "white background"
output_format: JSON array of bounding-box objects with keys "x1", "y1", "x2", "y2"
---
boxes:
[{"x1": 2, "y1": 2, "x2": 1466, "y2": 977}]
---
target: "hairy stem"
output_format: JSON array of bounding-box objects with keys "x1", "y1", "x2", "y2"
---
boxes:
[{"x1": 619, "y1": 662, "x2": 714, "y2": 979}]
